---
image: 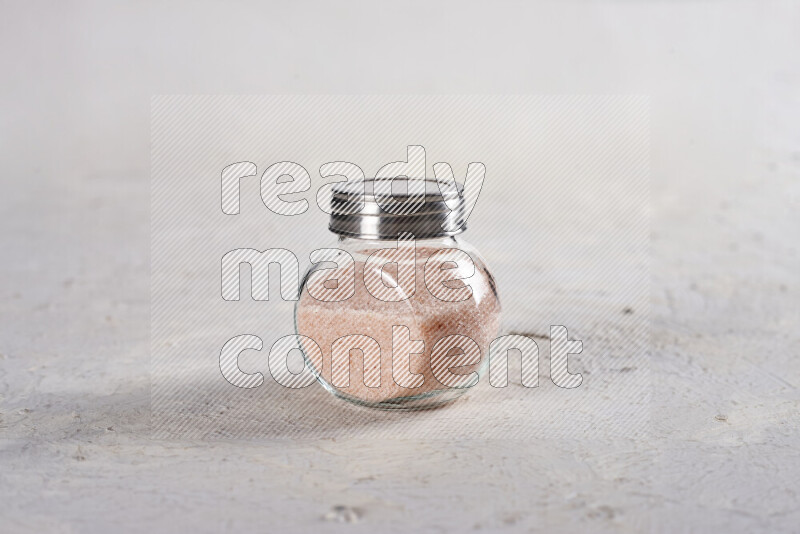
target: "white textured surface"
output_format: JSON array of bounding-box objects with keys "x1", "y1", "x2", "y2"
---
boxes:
[{"x1": 1, "y1": 2, "x2": 799, "y2": 532}]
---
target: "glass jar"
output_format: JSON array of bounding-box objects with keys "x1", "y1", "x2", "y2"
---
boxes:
[{"x1": 295, "y1": 179, "x2": 501, "y2": 410}]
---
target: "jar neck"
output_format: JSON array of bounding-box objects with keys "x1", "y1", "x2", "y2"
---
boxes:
[{"x1": 337, "y1": 235, "x2": 460, "y2": 248}]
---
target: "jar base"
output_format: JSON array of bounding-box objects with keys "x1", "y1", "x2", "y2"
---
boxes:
[{"x1": 316, "y1": 378, "x2": 473, "y2": 411}]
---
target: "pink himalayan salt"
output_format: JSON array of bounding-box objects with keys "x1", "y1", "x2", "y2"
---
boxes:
[{"x1": 296, "y1": 247, "x2": 501, "y2": 405}]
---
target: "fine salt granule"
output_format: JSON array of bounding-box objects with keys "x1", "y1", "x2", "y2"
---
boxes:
[{"x1": 296, "y1": 247, "x2": 502, "y2": 405}]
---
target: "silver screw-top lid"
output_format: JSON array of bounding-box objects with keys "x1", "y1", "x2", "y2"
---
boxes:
[{"x1": 329, "y1": 179, "x2": 467, "y2": 239}]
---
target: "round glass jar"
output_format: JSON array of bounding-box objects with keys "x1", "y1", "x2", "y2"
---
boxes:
[{"x1": 295, "y1": 179, "x2": 501, "y2": 410}]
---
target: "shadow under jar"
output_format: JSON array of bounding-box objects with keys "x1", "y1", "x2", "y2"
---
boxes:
[{"x1": 295, "y1": 179, "x2": 501, "y2": 410}]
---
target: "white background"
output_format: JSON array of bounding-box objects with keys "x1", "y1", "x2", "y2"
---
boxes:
[{"x1": 1, "y1": 1, "x2": 798, "y2": 532}]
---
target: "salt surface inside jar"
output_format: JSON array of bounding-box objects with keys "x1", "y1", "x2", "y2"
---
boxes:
[{"x1": 295, "y1": 179, "x2": 501, "y2": 409}]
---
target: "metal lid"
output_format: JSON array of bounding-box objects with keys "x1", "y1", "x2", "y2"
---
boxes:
[{"x1": 329, "y1": 179, "x2": 467, "y2": 239}]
